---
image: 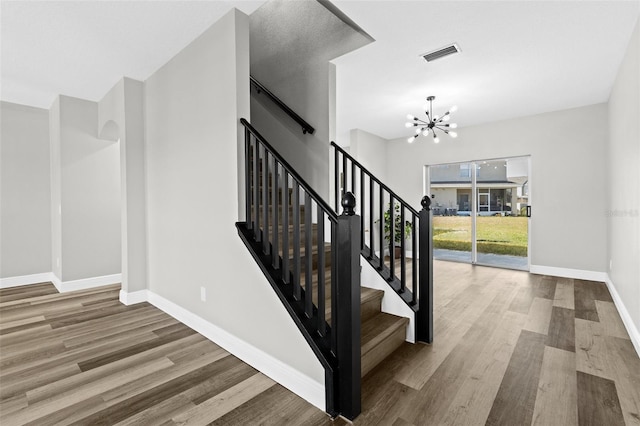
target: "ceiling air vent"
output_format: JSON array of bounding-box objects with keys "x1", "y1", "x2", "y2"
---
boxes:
[{"x1": 421, "y1": 43, "x2": 461, "y2": 62}]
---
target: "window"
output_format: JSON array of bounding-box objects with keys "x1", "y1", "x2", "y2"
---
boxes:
[{"x1": 459, "y1": 164, "x2": 470, "y2": 178}]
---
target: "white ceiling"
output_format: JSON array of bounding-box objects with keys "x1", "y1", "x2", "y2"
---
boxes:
[
  {"x1": 2, "y1": 0, "x2": 639, "y2": 144},
  {"x1": 0, "y1": 0, "x2": 266, "y2": 108}
]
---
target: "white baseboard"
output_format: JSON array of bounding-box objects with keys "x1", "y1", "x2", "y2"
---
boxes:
[
  {"x1": 119, "y1": 289, "x2": 149, "y2": 305},
  {"x1": 530, "y1": 265, "x2": 608, "y2": 282},
  {"x1": 118, "y1": 289, "x2": 325, "y2": 411},
  {"x1": 1, "y1": 272, "x2": 122, "y2": 295},
  {"x1": 57, "y1": 273, "x2": 122, "y2": 293},
  {"x1": 0, "y1": 272, "x2": 54, "y2": 289},
  {"x1": 604, "y1": 274, "x2": 640, "y2": 358}
]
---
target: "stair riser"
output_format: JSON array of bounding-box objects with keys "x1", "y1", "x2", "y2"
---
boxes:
[
  {"x1": 361, "y1": 326, "x2": 406, "y2": 377},
  {"x1": 360, "y1": 296, "x2": 383, "y2": 323}
]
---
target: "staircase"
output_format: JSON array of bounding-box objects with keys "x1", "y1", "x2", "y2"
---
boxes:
[
  {"x1": 237, "y1": 78, "x2": 433, "y2": 421},
  {"x1": 251, "y1": 154, "x2": 409, "y2": 379}
]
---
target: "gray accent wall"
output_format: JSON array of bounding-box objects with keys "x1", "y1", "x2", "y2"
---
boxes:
[
  {"x1": 144, "y1": 9, "x2": 324, "y2": 385},
  {"x1": 0, "y1": 101, "x2": 51, "y2": 278},
  {"x1": 249, "y1": 0, "x2": 373, "y2": 199},
  {"x1": 608, "y1": 17, "x2": 639, "y2": 339}
]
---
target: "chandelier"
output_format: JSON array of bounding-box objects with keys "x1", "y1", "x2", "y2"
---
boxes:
[{"x1": 406, "y1": 96, "x2": 457, "y2": 143}]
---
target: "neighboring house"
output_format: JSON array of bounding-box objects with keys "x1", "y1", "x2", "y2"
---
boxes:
[{"x1": 430, "y1": 161, "x2": 523, "y2": 216}]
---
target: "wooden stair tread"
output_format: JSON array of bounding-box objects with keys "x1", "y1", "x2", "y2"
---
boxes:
[
  {"x1": 361, "y1": 287, "x2": 384, "y2": 305},
  {"x1": 361, "y1": 312, "x2": 408, "y2": 355}
]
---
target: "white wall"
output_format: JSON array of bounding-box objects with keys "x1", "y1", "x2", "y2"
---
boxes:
[
  {"x1": 249, "y1": 0, "x2": 373, "y2": 200},
  {"x1": 607, "y1": 17, "x2": 640, "y2": 345},
  {"x1": 356, "y1": 103, "x2": 608, "y2": 274},
  {"x1": 55, "y1": 95, "x2": 121, "y2": 282},
  {"x1": 0, "y1": 102, "x2": 51, "y2": 278},
  {"x1": 98, "y1": 77, "x2": 148, "y2": 294},
  {"x1": 350, "y1": 128, "x2": 388, "y2": 182},
  {"x1": 144, "y1": 7, "x2": 325, "y2": 398},
  {"x1": 50, "y1": 97, "x2": 62, "y2": 279}
]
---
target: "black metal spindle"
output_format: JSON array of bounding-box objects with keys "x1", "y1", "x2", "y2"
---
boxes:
[
  {"x1": 305, "y1": 193, "x2": 313, "y2": 318},
  {"x1": 369, "y1": 177, "x2": 374, "y2": 259},
  {"x1": 360, "y1": 169, "x2": 365, "y2": 250},
  {"x1": 282, "y1": 172, "x2": 290, "y2": 284},
  {"x1": 351, "y1": 161, "x2": 356, "y2": 193},
  {"x1": 389, "y1": 196, "x2": 395, "y2": 280},
  {"x1": 400, "y1": 206, "x2": 406, "y2": 292},
  {"x1": 293, "y1": 182, "x2": 301, "y2": 301},
  {"x1": 334, "y1": 149, "x2": 339, "y2": 210},
  {"x1": 245, "y1": 129, "x2": 251, "y2": 229},
  {"x1": 342, "y1": 155, "x2": 347, "y2": 197},
  {"x1": 317, "y1": 206, "x2": 326, "y2": 336},
  {"x1": 330, "y1": 220, "x2": 337, "y2": 354},
  {"x1": 254, "y1": 141, "x2": 260, "y2": 240},
  {"x1": 378, "y1": 186, "x2": 384, "y2": 270},
  {"x1": 272, "y1": 160, "x2": 279, "y2": 269},
  {"x1": 262, "y1": 149, "x2": 269, "y2": 254},
  {"x1": 412, "y1": 215, "x2": 418, "y2": 305}
]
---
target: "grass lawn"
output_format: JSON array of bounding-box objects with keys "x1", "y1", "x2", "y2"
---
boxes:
[{"x1": 433, "y1": 216, "x2": 528, "y2": 256}]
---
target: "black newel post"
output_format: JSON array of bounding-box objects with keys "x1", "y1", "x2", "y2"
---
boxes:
[
  {"x1": 335, "y1": 192, "x2": 361, "y2": 419},
  {"x1": 417, "y1": 195, "x2": 433, "y2": 343}
]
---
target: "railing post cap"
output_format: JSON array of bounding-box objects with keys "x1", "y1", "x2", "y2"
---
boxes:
[
  {"x1": 342, "y1": 192, "x2": 356, "y2": 216},
  {"x1": 421, "y1": 195, "x2": 432, "y2": 210}
]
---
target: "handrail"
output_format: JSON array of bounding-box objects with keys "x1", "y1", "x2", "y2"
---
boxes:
[
  {"x1": 242, "y1": 118, "x2": 336, "y2": 221},
  {"x1": 250, "y1": 76, "x2": 316, "y2": 135},
  {"x1": 330, "y1": 142, "x2": 419, "y2": 217}
]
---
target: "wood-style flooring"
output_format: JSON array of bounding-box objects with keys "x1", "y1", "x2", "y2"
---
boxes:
[{"x1": 1, "y1": 261, "x2": 639, "y2": 425}]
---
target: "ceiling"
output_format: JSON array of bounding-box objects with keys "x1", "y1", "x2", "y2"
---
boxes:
[{"x1": 2, "y1": 1, "x2": 639, "y2": 144}]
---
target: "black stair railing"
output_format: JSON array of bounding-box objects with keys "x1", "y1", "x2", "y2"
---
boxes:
[
  {"x1": 331, "y1": 142, "x2": 433, "y2": 343},
  {"x1": 237, "y1": 119, "x2": 361, "y2": 419},
  {"x1": 250, "y1": 76, "x2": 315, "y2": 135}
]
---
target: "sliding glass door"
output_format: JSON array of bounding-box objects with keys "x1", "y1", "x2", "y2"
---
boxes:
[
  {"x1": 427, "y1": 157, "x2": 530, "y2": 270},
  {"x1": 427, "y1": 163, "x2": 473, "y2": 264}
]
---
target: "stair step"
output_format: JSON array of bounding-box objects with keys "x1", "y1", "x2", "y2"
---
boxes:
[
  {"x1": 361, "y1": 312, "x2": 409, "y2": 377},
  {"x1": 360, "y1": 287, "x2": 384, "y2": 323}
]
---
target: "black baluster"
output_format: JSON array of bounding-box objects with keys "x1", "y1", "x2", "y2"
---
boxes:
[
  {"x1": 351, "y1": 161, "x2": 356, "y2": 193},
  {"x1": 293, "y1": 182, "x2": 301, "y2": 301},
  {"x1": 253, "y1": 140, "x2": 259, "y2": 239},
  {"x1": 389, "y1": 196, "x2": 395, "y2": 281},
  {"x1": 330, "y1": 220, "x2": 337, "y2": 354},
  {"x1": 282, "y1": 172, "x2": 290, "y2": 284},
  {"x1": 305, "y1": 192, "x2": 313, "y2": 318},
  {"x1": 272, "y1": 160, "x2": 279, "y2": 269},
  {"x1": 317, "y1": 206, "x2": 325, "y2": 337},
  {"x1": 400, "y1": 206, "x2": 406, "y2": 292},
  {"x1": 334, "y1": 149, "x2": 339, "y2": 210},
  {"x1": 360, "y1": 169, "x2": 365, "y2": 251},
  {"x1": 342, "y1": 155, "x2": 347, "y2": 198},
  {"x1": 378, "y1": 186, "x2": 384, "y2": 270},
  {"x1": 412, "y1": 214, "x2": 417, "y2": 305},
  {"x1": 262, "y1": 149, "x2": 269, "y2": 254},
  {"x1": 245, "y1": 129, "x2": 251, "y2": 229},
  {"x1": 369, "y1": 177, "x2": 374, "y2": 260}
]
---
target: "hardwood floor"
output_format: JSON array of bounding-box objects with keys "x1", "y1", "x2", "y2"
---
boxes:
[{"x1": 1, "y1": 261, "x2": 639, "y2": 425}]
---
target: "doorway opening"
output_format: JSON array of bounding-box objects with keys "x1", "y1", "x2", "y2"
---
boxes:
[{"x1": 426, "y1": 156, "x2": 531, "y2": 270}]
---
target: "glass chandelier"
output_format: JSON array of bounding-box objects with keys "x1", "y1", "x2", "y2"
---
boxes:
[{"x1": 406, "y1": 96, "x2": 457, "y2": 143}]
